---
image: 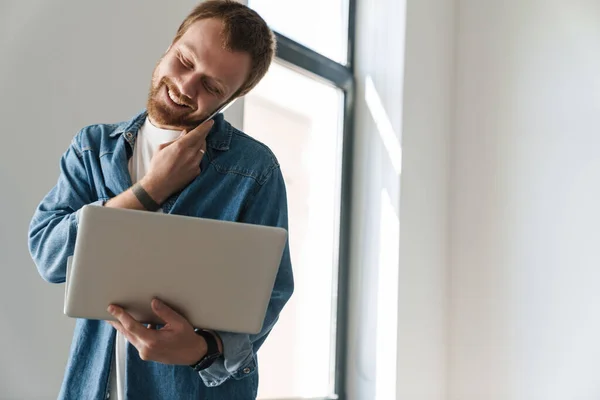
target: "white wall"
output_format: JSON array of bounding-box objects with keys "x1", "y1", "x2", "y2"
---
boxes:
[
  {"x1": 352, "y1": 0, "x2": 600, "y2": 399},
  {"x1": 348, "y1": 0, "x2": 454, "y2": 399},
  {"x1": 0, "y1": 2, "x2": 244, "y2": 398},
  {"x1": 450, "y1": 1, "x2": 600, "y2": 399},
  {"x1": 396, "y1": 0, "x2": 455, "y2": 398}
]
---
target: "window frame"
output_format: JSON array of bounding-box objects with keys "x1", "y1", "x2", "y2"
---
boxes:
[{"x1": 253, "y1": 1, "x2": 357, "y2": 398}]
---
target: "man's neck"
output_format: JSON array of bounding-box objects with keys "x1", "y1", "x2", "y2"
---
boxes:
[{"x1": 147, "y1": 116, "x2": 181, "y2": 131}]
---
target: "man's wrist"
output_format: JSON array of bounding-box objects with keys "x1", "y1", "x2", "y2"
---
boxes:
[
  {"x1": 194, "y1": 333, "x2": 209, "y2": 362},
  {"x1": 196, "y1": 330, "x2": 223, "y2": 355},
  {"x1": 190, "y1": 329, "x2": 222, "y2": 371},
  {"x1": 131, "y1": 182, "x2": 161, "y2": 211},
  {"x1": 138, "y1": 176, "x2": 169, "y2": 205}
]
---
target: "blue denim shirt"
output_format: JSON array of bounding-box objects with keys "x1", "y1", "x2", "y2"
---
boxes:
[{"x1": 28, "y1": 110, "x2": 294, "y2": 400}]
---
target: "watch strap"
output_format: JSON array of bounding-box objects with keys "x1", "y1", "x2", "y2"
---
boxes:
[
  {"x1": 131, "y1": 182, "x2": 161, "y2": 212},
  {"x1": 190, "y1": 329, "x2": 221, "y2": 372}
]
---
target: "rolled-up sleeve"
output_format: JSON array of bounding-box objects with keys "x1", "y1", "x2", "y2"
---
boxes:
[
  {"x1": 198, "y1": 166, "x2": 294, "y2": 387},
  {"x1": 28, "y1": 134, "x2": 100, "y2": 284}
]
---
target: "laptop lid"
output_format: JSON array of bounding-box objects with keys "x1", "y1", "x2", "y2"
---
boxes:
[{"x1": 64, "y1": 205, "x2": 287, "y2": 335}]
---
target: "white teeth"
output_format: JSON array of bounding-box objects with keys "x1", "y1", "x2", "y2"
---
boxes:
[{"x1": 168, "y1": 89, "x2": 185, "y2": 106}]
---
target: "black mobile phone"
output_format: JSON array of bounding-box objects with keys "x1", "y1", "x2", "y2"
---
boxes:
[{"x1": 199, "y1": 98, "x2": 237, "y2": 125}]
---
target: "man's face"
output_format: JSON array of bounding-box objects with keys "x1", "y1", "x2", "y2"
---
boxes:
[{"x1": 147, "y1": 18, "x2": 252, "y2": 131}]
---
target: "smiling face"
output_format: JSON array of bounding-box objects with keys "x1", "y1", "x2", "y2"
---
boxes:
[{"x1": 147, "y1": 18, "x2": 251, "y2": 131}]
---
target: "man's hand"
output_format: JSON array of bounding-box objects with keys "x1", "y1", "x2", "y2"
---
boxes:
[
  {"x1": 141, "y1": 120, "x2": 214, "y2": 204},
  {"x1": 107, "y1": 298, "x2": 210, "y2": 366}
]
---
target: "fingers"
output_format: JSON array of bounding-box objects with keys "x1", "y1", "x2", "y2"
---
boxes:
[
  {"x1": 108, "y1": 301, "x2": 198, "y2": 365},
  {"x1": 179, "y1": 120, "x2": 214, "y2": 146},
  {"x1": 108, "y1": 320, "x2": 143, "y2": 349},
  {"x1": 158, "y1": 139, "x2": 179, "y2": 150},
  {"x1": 193, "y1": 145, "x2": 207, "y2": 165},
  {"x1": 109, "y1": 319, "x2": 158, "y2": 362},
  {"x1": 151, "y1": 298, "x2": 187, "y2": 328},
  {"x1": 108, "y1": 305, "x2": 154, "y2": 344}
]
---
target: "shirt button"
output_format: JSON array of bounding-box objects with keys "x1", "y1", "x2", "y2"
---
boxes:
[{"x1": 243, "y1": 367, "x2": 251, "y2": 374}]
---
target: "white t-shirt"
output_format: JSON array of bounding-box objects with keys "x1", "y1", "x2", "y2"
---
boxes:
[{"x1": 108, "y1": 117, "x2": 182, "y2": 399}]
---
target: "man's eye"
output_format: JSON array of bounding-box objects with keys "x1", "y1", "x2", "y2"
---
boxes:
[
  {"x1": 204, "y1": 82, "x2": 219, "y2": 95},
  {"x1": 181, "y1": 57, "x2": 193, "y2": 69}
]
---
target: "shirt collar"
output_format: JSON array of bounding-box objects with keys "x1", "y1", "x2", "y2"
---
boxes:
[{"x1": 109, "y1": 109, "x2": 232, "y2": 151}]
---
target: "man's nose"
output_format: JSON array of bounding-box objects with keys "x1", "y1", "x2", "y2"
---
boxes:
[{"x1": 178, "y1": 73, "x2": 201, "y2": 101}]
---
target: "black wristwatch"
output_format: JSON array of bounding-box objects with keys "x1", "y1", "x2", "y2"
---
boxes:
[{"x1": 190, "y1": 329, "x2": 221, "y2": 372}]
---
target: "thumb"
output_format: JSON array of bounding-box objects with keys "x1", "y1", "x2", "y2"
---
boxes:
[
  {"x1": 181, "y1": 119, "x2": 214, "y2": 145},
  {"x1": 151, "y1": 299, "x2": 185, "y2": 325},
  {"x1": 158, "y1": 139, "x2": 178, "y2": 151}
]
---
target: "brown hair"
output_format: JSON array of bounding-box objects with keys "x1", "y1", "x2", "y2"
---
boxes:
[{"x1": 172, "y1": 0, "x2": 276, "y2": 98}]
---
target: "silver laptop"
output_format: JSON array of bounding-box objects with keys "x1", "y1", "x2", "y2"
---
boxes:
[{"x1": 64, "y1": 205, "x2": 287, "y2": 334}]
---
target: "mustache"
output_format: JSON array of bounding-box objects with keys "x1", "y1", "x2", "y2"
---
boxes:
[{"x1": 159, "y1": 77, "x2": 196, "y2": 110}]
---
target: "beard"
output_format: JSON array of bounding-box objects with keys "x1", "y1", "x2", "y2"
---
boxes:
[{"x1": 146, "y1": 76, "x2": 207, "y2": 131}]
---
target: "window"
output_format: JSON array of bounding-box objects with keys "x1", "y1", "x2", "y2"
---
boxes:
[
  {"x1": 248, "y1": 0, "x2": 350, "y2": 64},
  {"x1": 244, "y1": 2, "x2": 356, "y2": 399},
  {"x1": 244, "y1": 62, "x2": 343, "y2": 399}
]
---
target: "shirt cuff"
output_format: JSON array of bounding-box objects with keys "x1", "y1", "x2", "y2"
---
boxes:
[{"x1": 197, "y1": 331, "x2": 257, "y2": 387}]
